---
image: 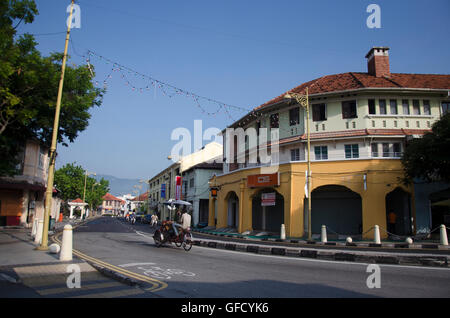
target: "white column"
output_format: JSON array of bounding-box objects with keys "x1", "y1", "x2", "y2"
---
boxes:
[
  {"x1": 374, "y1": 225, "x2": 381, "y2": 244},
  {"x1": 440, "y1": 224, "x2": 448, "y2": 246},
  {"x1": 34, "y1": 219, "x2": 44, "y2": 244},
  {"x1": 60, "y1": 225, "x2": 73, "y2": 261},
  {"x1": 321, "y1": 225, "x2": 327, "y2": 243},
  {"x1": 69, "y1": 206, "x2": 74, "y2": 219}
]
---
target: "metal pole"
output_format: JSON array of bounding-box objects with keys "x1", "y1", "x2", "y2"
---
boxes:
[
  {"x1": 306, "y1": 88, "x2": 312, "y2": 241},
  {"x1": 38, "y1": 0, "x2": 75, "y2": 250}
]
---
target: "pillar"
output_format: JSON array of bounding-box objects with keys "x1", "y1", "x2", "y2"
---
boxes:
[{"x1": 208, "y1": 194, "x2": 216, "y2": 227}]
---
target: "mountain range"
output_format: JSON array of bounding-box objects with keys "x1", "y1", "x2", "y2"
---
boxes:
[{"x1": 94, "y1": 174, "x2": 145, "y2": 197}]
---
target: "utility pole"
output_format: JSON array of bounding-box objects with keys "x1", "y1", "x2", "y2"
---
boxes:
[
  {"x1": 284, "y1": 88, "x2": 312, "y2": 241},
  {"x1": 37, "y1": 0, "x2": 75, "y2": 250}
]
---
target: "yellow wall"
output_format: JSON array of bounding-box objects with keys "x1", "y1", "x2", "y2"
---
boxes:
[{"x1": 211, "y1": 159, "x2": 414, "y2": 239}]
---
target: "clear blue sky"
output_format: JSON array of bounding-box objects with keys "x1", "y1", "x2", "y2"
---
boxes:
[{"x1": 18, "y1": 0, "x2": 450, "y2": 179}]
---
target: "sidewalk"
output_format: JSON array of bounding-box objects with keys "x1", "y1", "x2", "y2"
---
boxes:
[
  {"x1": 191, "y1": 228, "x2": 450, "y2": 268},
  {"x1": 0, "y1": 226, "x2": 149, "y2": 298}
]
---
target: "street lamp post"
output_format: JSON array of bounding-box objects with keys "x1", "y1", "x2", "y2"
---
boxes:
[
  {"x1": 284, "y1": 88, "x2": 312, "y2": 241},
  {"x1": 37, "y1": 0, "x2": 75, "y2": 251}
]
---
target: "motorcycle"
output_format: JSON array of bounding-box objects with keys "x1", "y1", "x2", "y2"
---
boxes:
[
  {"x1": 129, "y1": 214, "x2": 136, "y2": 224},
  {"x1": 153, "y1": 221, "x2": 193, "y2": 251}
]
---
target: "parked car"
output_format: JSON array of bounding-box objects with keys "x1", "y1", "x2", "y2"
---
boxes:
[
  {"x1": 135, "y1": 212, "x2": 145, "y2": 222},
  {"x1": 142, "y1": 214, "x2": 152, "y2": 224}
]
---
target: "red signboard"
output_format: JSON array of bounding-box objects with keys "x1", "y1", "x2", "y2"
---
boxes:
[
  {"x1": 247, "y1": 173, "x2": 279, "y2": 188},
  {"x1": 175, "y1": 176, "x2": 182, "y2": 200}
]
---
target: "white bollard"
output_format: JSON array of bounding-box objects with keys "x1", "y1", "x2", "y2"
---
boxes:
[
  {"x1": 34, "y1": 219, "x2": 44, "y2": 244},
  {"x1": 31, "y1": 219, "x2": 38, "y2": 239},
  {"x1": 374, "y1": 225, "x2": 381, "y2": 244},
  {"x1": 60, "y1": 224, "x2": 73, "y2": 261},
  {"x1": 321, "y1": 225, "x2": 327, "y2": 243},
  {"x1": 405, "y1": 237, "x2": 413, "y2": 245},
  {"x1": 440, "y1": 224, "x2": 449, "y2": 246},
  {"x1": 346, "y1": 237, "x2": 353, "y2": 244},
  {"x1": 280, "y1": 224, "x2": 286, "y2": 240}
]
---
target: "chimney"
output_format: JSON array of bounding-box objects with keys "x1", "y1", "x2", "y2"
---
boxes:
[{"x1": 365, "y1": 47, "x2": 390, "y2": 77}]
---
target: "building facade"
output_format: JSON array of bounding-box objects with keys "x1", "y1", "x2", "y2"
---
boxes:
[
  {"x1": 100, "y1": 193, "x2": 123, "y2": 215},
  {"x1": 0, "y1": 139, "x2": 52, "y2": 227},
  {"x1": 148, "y1": 142, "x2": 223, "y2": 221},
  {"x1": 183, "y1": 162, "x2": 222, "y2": 226},
  {"x1": 209, "y1": 47, "x2": 450, "y2": 239}
]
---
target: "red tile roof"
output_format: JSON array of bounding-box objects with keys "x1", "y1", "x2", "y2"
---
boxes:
[
  {"x1": 256, "y1": 72, "x2": 450, "y2": 111},
  {"x1": 102, "y1": 193, "x2": 121, "y2": 201},
  {"x1": 132, "y1": 192, "x2": 149, "y2": 201},
  {"x1": 71, "y1": 198, "x2": 85, "y2": 203}
]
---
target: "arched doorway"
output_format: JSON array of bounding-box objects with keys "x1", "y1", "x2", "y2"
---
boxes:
[
  {"x1": 226, "y1": 191, "x2": 239, "y2": 228},
  {"x1": 386, "y1": 187, "x2": 412, "y2": 236},
  {"x1": 429, "y1": 187, "x2": 450, "y2": 232},
  {"x1": 311, "y1": 185, "x2": 362, "y2": 235},
  {"x1": 252, "y1": 189, "x2": 284, "y2": 233}
]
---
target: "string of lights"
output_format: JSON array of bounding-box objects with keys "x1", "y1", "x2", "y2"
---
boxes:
[{"x1": 84, "y1": 49, "x2": 251, "y2": 121}]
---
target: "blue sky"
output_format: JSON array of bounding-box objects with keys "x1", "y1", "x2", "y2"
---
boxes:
[{"x1": 18, "y1": 0, "x2": 450, "y2": 179}]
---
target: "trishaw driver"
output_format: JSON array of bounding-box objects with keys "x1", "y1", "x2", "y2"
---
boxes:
[{"x1": 172, "y1": 210, "x2": 191, "y2": 238}]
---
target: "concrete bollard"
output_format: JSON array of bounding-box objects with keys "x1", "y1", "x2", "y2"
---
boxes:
[
  {"x1": 346, "y1": 237, "x2": 353, "y2": 244},
  {"x1": 405, "y1": 237, "x2": 413, "y2": 245},
  {"x1": 31, "y1": 219, "x2": 38, "y2": 239},
  {"x1": 440, "y1": 224, "x2": 449, "y2": 246},
  {"x1": 374, "y1": 225, "x2": 381, "y2": 244},
  {"x1": 321, "y1": 225, "x2": 327, "y2": 243},
  {"x1": 280, "y1": 224, "x2": 286, "y2": 240},
  {"x1": 34, "y1": 219, "x2": 44, "y2": 244},
  {"x1": 60, "y1": 224, "x2": 73, "y2": 261}
]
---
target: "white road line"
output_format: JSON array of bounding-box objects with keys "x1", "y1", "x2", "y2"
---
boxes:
[
  {"x1": 194, "y1": 245, "x2": 450, "y2": 272},
  {"x1": 119, "y1": 263, "x2": 156, "y2": 268}
]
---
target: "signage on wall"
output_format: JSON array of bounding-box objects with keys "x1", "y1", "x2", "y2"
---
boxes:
[
  {"x1": 261, "y1": 192, "x2": 276, "y2": 206},
  {"x1": 175, "y1": 176, "x2": 182, "y2": 200},
  {"x1": 161, "y1": 184, "x2": 166, "y2": 199},
  {"x1": 247, "y1": 173, "x2": 279, "y2": 188}
]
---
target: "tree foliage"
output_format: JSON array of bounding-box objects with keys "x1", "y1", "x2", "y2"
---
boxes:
[
  {"x1": 402, "y1": 113, "x2": 450, "y2": 183},
  {"x1": 0, "y1": 0, "x2": 105, "y2": 176},
  {"x1": 54, "y1": 163, "x2": 110, "y2": 213}
]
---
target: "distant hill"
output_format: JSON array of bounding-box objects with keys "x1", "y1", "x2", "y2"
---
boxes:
[{"x1": 94, "y1": 174, "x2": 144, "y2": 197}]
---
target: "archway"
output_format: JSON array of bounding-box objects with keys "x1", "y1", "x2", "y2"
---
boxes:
[
  {"x1": 252, "y1": 189, "x2": 284, "y2": 233},
  {"x1": 429, "y1": 187, "x2": 450, "y2": 232},
  {"x1": 311, "y1": 185, "x2": 362, "y2": 235},
  {"x1": 225, "y1": 191, "x2": 239, "y2": 228},
  {"x1": 386, "y1": 187, "x2": 412, "y2": 236}
]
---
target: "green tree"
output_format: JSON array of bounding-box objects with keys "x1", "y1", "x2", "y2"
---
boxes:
[
  {"x1": 402, "y1": 113, "x2": 450, "y2": 183},
  {"x1": 0, "y1": 0, "x2": 104, "y2": 176},
  {"x1": 54, "y1": 163, "x2": 109, "y2": 214}
]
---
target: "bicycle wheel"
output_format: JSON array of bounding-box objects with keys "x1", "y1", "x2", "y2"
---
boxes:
[{"x1": 182, "y1": 233, "x2": 193, "y2": 251}]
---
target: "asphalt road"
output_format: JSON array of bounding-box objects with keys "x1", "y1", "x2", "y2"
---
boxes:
[{"x1": 72, "y1": 217, "x2": 450, "y2": 298}]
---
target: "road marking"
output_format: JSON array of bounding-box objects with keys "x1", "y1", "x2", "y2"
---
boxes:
[
  {"x1": 119, "y1": 263, "x2": 156, "y2": 268},
  {"x1": 52, "y1": 222, "x2": 169, "y2": 293},
  {"x1": 193, "y1": 244, "x2": 450, "y2": 271}
]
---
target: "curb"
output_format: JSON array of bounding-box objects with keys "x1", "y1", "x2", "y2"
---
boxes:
[
  {"x1": 89, "y1": 262, "x2": 140, "y2": 287},
  {"x1": 193, "y1": 238, "x2": 450, "y2": 268},
  {"x1": 193, "y1": 230, "x2": 450, "y2": 252}
]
